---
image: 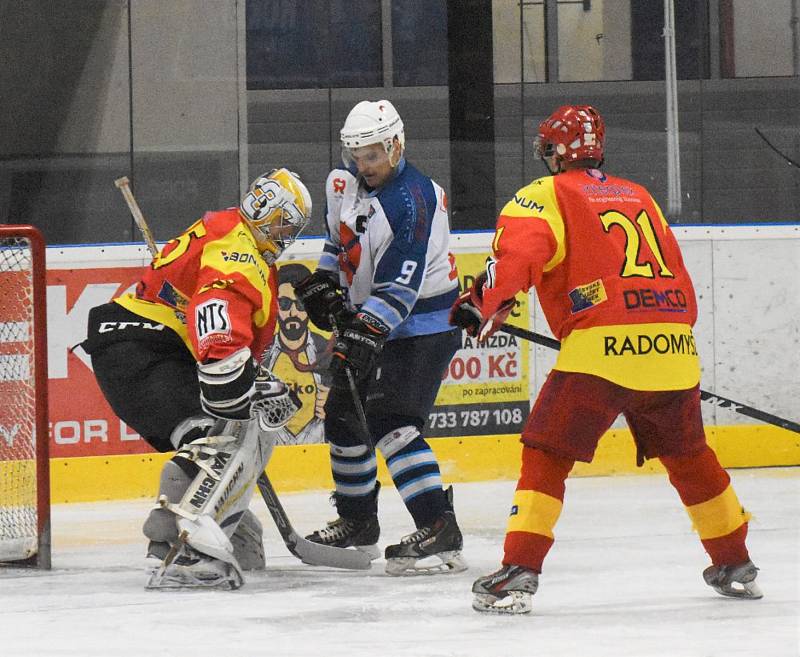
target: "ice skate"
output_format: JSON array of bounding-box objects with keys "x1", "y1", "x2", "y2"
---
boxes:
[
  {"x1": 703, "y1": 559, "x2": 763, "y2": 599},
  {"x1": 471, "y1": 565, "x2": 539, "y2": 614},
  {"x1": 305, "y1": 515, "x2": 381, "y2": 561},
  {"x1": 384, "y1": 508, "x2": 467, "y2": 576},
  {"x1": 146, "y1": 544, "x2": 244, "y2": 591}
]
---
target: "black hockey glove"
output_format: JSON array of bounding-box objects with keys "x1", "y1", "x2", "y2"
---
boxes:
[
  {"x1": 293, "y1": 270, "x2": 347, "y2": 331},
  {"x1": 329, "y1": 311, "x2": 387, "y2": 385}
]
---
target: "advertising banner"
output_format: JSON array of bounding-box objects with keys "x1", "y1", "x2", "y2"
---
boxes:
[
  {"x1": 47, "y1": 264, "x2": 145, "y2": 458},
  {"x1": 41, "y1": 242, "x2": 532, "y2": 459},
  {"x1": 428, "y1": 251, "x2": 530, "y2": 437}
]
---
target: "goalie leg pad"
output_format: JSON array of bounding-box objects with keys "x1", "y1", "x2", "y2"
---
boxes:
[
  {"x1": 148, "y1": 509, "x2": 265, "y2": 570},
  {"x1": 143, "y1": 459, "x2": 193, "y2": 546},
  {"x1": 146, "y1": 419, "x2": 275, "y2": 589},
  {"x1": 143, "y1": 414, "x2": 221, "y2": 548},
  {"x1": 230, "y1": 508, "x2": 265, "y2": 571},
  {"x1": 178, "y1": 418, "x2": 267, "y2": 525}
]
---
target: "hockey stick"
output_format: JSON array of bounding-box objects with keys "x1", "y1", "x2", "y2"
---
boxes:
[
  {"x1": 114, "y1": 176, "x2": 159, "y2": 257},
  {"x1": 345, "y1": 365, "x2": 374, "y2": 451},
  {"x1": 255, "y1": 471, "x2": 372, "y2": 570},
  {"x1": 499, "y1": 322, "x2": 800, "y2": 434},
  {"x1": 754, "y1": 127, "x2": 800, "y2": 170},
  {"x1": 328, "y1": 312, "x2": 374, "y2": 452}
]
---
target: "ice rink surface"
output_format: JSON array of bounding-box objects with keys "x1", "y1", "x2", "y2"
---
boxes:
[{"x1": 2, "y1": 467, "x2": 798, "y2": 657}]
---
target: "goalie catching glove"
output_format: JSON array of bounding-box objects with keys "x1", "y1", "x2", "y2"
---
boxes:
[
  {"x1": 293, "y1": 270, "x2": 348, "y2": 331},
  {"x1": 330, "y1": 311, "x2": 387, "y2": 385},
  {"x1": 449, "y1": 271, "x2": 516, "y2": 343},
  {"x1": 198, "y1": 348, "x2": 301, "y2": 431}
]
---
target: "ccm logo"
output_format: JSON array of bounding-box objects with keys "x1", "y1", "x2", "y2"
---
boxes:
[{"x1": 99, "y1": 321, "x2": 165, "y2": 332}]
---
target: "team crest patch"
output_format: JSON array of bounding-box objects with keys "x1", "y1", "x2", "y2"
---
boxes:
[
  {"x1": 157, "y1": 281, "x2": 189, "y2": 310},
  {"x1": 195, "y1": 298, "x2": 231, "y2": 341},
  {"x1": 568, "y1": 279, "x2": 607, "y2": 313}
]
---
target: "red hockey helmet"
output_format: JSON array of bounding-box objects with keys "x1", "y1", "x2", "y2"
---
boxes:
[{"x1": 534, "y1": 105, "x2": 605, "y2": 173}]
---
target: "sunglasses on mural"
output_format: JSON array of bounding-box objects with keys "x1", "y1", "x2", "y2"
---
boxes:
[{"x1": 278, "y1": 297, "x2": 305, "y2": 312}]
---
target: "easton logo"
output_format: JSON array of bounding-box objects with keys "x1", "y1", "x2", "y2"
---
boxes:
[{"x1": 189, "y1": 452, "x2": 232, "y2": 509}]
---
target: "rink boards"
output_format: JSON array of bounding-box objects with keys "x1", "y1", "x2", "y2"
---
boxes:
[
  {"x1": 43, "y1": 423, "x2": 800, "y2": 502},
  {"x1": 38, "y1": 225, "x2": 800, "y2": 502}
]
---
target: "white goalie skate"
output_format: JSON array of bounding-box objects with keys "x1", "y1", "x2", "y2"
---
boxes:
[{"x1": 146, "y1": 534, "x2": 244, "y2": 591}]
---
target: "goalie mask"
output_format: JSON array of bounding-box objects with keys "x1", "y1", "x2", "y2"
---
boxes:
[
  {"x1": 240, "y1": 168, "x2": 312, "y2": 264},
  {"x1": 340, "y1": 100, "x2": 405, "y2": 170},
  {"x1": 534, "y1": 105, "x2": 605, "y2": 175}
]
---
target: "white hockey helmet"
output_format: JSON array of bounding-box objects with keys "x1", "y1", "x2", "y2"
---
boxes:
[
  {"x1": 340, "y1": 100, "x2": 405, "y2": 168},
  {"x1": 239, "y1": 168, "x2": 312, "y2": 264}
]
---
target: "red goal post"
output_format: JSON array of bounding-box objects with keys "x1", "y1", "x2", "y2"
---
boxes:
[{"x1": 0, "y1": 224, "x2": 50, "y2": 568}]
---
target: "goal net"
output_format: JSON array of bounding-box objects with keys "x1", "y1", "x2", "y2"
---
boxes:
[{"x1": 0, "y1": 225, "x2": 50, "y2": 568}]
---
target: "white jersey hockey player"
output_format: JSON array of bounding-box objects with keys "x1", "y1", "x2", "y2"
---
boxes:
[{"x1": 294, "y1": 100, "x2": 467, "y2": 575}]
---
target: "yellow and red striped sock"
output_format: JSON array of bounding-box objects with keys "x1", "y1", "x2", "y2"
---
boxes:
[
  {"x1": 502, "y1": 447, "x2": 574, "y2": 573},
  {"x1": 660, "y1": 445, "x2": 751, "y2": 566}
]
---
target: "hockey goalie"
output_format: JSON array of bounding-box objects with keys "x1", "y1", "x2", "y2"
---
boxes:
[{"x1": 81, "y1": 169, "x2": 311, "y2": 589}]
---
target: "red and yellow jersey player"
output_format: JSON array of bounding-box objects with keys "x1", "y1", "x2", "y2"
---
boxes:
[{"x1": 452, "y1": 105, "x2": 761, "y2": 614}]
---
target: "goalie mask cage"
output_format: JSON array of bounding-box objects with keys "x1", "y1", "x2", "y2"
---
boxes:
[{"x1": 0, "y1": 225, "x2": 50, "y2": 568}]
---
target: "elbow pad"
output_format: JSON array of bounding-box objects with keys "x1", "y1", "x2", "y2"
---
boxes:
[{"x1": 197, "y1": 347, "x2": 256, "y2": 421}]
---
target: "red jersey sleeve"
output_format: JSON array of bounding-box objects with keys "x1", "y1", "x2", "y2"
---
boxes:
[{"x1": 481, "y1": 177, "x2": 563, "y2": 319}]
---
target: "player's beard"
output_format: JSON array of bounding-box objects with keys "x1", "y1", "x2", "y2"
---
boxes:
[{"x1": 280, "y1": 318, "x2": 307, "y2": 342}]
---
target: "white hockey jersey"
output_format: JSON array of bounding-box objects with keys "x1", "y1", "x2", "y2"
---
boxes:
[{"x1": 318, "y1": 160, "x2": 458, "y2": 341}]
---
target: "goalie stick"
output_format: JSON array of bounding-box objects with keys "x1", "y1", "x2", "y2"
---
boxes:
[
  {"x1": 255, "y1": 471, "x2": 371, "y2": 570},
  {"x1": 115, "y1": 178, "x2": 373, "y2": 570},
  {"x1": 499, "y1": 322, "x2": 800, "y2": 434},
  {"x1": 115, "y1": 176, "x2": 159, "y2": 257}
]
